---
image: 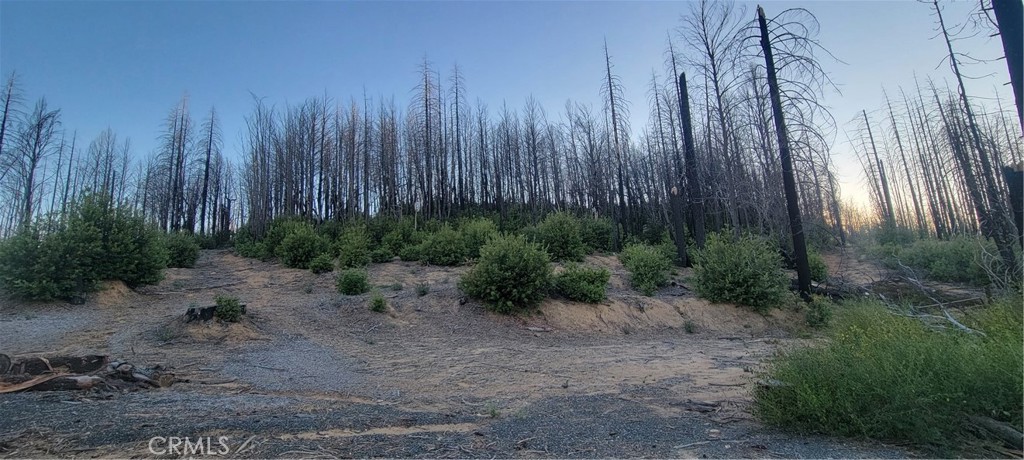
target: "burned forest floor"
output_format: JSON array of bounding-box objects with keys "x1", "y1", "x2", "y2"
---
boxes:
[{"x1": 0, "y1": 248, "x2": 953, "y2": 458}]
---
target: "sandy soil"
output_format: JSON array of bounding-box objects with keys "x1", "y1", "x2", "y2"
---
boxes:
[{"x1": 0, "y1": 250, "x2": 910, "y2": 458}]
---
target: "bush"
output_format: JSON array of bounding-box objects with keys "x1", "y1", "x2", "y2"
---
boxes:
[
  {"x1": 619, "y1": 244, "x2": 672, "y2": 296},
  {"x1": 754, "y1": 299, "x2": 1022, "y2": 452},
  {"x1": 579, "y1": 217, "x2": 614, "y2": 252},
  {"x1": 874, "y1": 225, "x2": 917, "y2": 247},
  {"x1": 460, "y1": 234, "x2": 552, "y2": 314},
  {"x1": 804, "y1": 296, "x2": 832, "y2": 328},
  {"x1": 336, "y1": 269, "x2": 370, "y2": 295},
  {"x1": 876, "y1": 237, "x2": 997, "y2": 286},
  {"x1": 370, "y1": 247, "x2": 393, "y2": 264},
  {"x1": 398, "y1": 243, "x2": 423, "y2": 262},
  {"x1": 265, "y1": 217, "x2": 308, "y2": 258},
  {"x1": 165, "y1": 232, "x2": 200, "y2": 268},
  {"x1": 692, "y1": 234, "x2": 788, "y2": 312},
  {"x1": 278, "y1": 224, "x2": 329, "y2": 269},
  {"x1": 421, "y1": 226, "x2": 466, "y2": 266},
  {"x1": 309, "y1": 254, "x2": 334, "y2": 274},
  {"x1": 808, "y1": 250, "x2": 828, "y2": 283},
  {"x1": 534, "y1": 212, "x2": 586, "y2": 262},
  {"x1": 232, "y1": 226, "x2": 269, "y2": 260},
  {"x1": 0, "y1": 194, "x2": 167, "y2": 300},
  {"x1": 381, "y1": 218, "x2": 419, "y2": 254},
  {"x1": 415, "y1": 283, "x2": 429, "y2": 296},
  {"x1": 334, "y1": 227, "x2": 371, "y2": 268},
  {"x1": 369, "y1": 292, "x2": 387, "y2": 313},
  {"x1": 460, "y1": 218, "x2": 498, "y2": 259},
  {"x1": 213, "y1": 295, "x2": 244, "y2": 322},
  {"x1": 553, "y1": 264, "x2": 610, "y2": 303}
]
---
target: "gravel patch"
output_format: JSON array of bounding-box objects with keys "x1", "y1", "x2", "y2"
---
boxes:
[{"x1": 219, "y1": 337, "x2": 364, "y2": 393}]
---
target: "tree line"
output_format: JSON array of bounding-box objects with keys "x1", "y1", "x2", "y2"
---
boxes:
[{"x1": 0, "y1": 0, "x2": 1019, "y2": 288}]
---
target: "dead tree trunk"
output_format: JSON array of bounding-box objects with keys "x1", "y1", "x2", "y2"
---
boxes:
[
  {"x1": 758, "y1": 5, "x2": 811, "y2": 300},
  {"x1": 992, "y1": 0, "x2": 1023, "y2": 131},
  {"x1": 677, "y1": 72, "x2": 707, "y2": 249}
]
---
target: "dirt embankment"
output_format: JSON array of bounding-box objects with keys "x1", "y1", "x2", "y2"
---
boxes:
[{"x1": 0, "y1": 250, "x2": 907, "y2": 458}]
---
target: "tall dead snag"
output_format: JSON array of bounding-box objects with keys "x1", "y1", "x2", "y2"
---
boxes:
[
  {"x1": 863, "y1": 110, "x2": 896, "y2": 228},
  {"x1": 934, "y1": 0, "x2": 1021, "y2": 275},
  {"x1": 676, "y1": 72, "x2": 707, "y2": 250},
  {"x1": 757, "y1": 5, "x2": 811, "y2": 299},
  {"x1": 991, "y1": 0, "x2": 1023, "y2": 131},
  {"x1": 603, "y1": 40, "x2": 630, "y2": 249}
]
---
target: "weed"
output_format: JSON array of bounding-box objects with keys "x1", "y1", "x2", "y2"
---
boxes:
[{"x1": 369, "y1": 292, "x2": 387, "y2": 313}]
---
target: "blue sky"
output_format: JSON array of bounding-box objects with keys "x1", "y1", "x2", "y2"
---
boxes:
[{"x1": 1, "y1": 1, "x2": 1015, "y2": 208}]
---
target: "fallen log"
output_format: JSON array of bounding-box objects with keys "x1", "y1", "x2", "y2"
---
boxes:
[
  {"x1": 0, "y1": 353, "x2": 10, "y2": 375},
  {"x1": 970, "y1": 415, "x2": 1024, "y2": 450},
  {"x1": 789, "y1": 279, "x2": 865, "y2": 300},
  {"x1": 0, "y1": 354, "x2": 178, "y2": 392},
  {"x1": 6, "y1": 355, "x2": 109, "y2": 375}
]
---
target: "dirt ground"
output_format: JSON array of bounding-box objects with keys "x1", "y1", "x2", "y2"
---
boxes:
[{"x1": 0, "y1": 250, "x2": 912, "y2": 458}]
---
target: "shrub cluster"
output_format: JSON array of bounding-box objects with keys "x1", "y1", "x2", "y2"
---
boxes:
[
  {"x1": 552, "y1": 264, "x2": 610, "y2": 303},
  {"x1": 459, "y1": 234, "x2": 551, "y2": 314},
  {"x1": 807, "y1": 250, "x2": 828, "y2": 283},
  {"x1": 534, "y1": 212, "x2": 586, "y2": 262},
  {"x1": 278, "y1": 224, "x2": 329, "y2": 269},
  {"x1": 579, "y1": 217, "x2": 614, "y2": 252},
  {"x1": 692, "y1": 233, "x2": 788, "y2": 312},
  {"x1": 165, "y1": 232, "x2": 201, "y2": 268},
  {"x1": 876, "y1": 237, "x2": 997, "y2": 286},
  {"x1": 308, "y1": 253, "x2": 334, "y2": 274},
  {"x1": 334, "y1": 226, "x2": 371, "y2": 268},
  {"x1": 755, "y1": 299, "x2": 1022, "y2": 451},
  {"x1": 421, "y1": 225, "x2": 466, "y2": 266},
  {"x1": 619, "y1": 244, "x2": 672, "y2": 296},
  {"x1": 0, "y1": 194, "x2": 167, "y2": 300},
  {"x1": 459, "y1": 218, "x2": 498, "y2": 259},
  {"x1": 336, "y1": 268, "x2": 370, "y2": 295}
]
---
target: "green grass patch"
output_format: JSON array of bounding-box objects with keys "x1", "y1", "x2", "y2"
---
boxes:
[{"x1": 754, "y1": 298, "x2": 1023, "y2": 452}]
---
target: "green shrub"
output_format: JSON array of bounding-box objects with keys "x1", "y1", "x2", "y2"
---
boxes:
[
  {"x1": 232, "y1": 226, "x2": 269, "y2": 260},
  {"x1": 460, "y1": 234, "x2": 552, "y2": 314},
  {"x1": 336, "y1": 269, "x2": 370, "y2": 295},
  {"x1": 580, "y1": 217, "x2": 614, "y2": 252},
  {"x1": 553, "y1": 264, "x2": 610, "y2": 303},
  {"x1": 460, "y1": 218, "x2": 498, "y2": 259},
  {"x1": 334, "y1": 227, "x2": 371, "y2": 268},
  {"x1": 213, "y1": 295, "x2": 243, "y2": 322},
  {"x1": 309, "y1": 253, "x2": 334, "y2": 274},
  {"x1": 278, "y1": 224, "x2": 329, "y2": 269},
  {"x1": 381, "y1": 218, "x2": 419, "y2": 254},
  {"x1": 165, "y1": 232, "x2": 200, "y2": 268},
  {"x1": 370, "y1": 247, "x2": 393, "y2": 263},
  {"x1": 804, "y1": 296, "x2": 832, "y2": 328},
  {"x1": 535, "y1": 212, "x2": 586, "y2": 262},
  {"x1": 421, "y1": 226, "x2": 466, "y2": 266},
  {"x1": 0, "y1": 194, "x2": 167, "y2": 300},
  {"x1": 415, "y1": 283, "x2": 429, "y2": 296},
  {"x1": 808, "y1": 250, "x2": 828, "y2": 283},
  {"x1": 755, "y1": 298, "x2": 1022, "y2": 451},
  {"x1": 265, "y1": 217, "x2": 308, "y2": 258},
  {"x1": 369, "y1": 292, "x2": 387, "y2": 313},
  {"x1": 692, "y1": 234, "x2": 788, "y2": 312},
  {"x1": 877, "y1": 237, "x2": 997, "y2": 286},
  {"x1": 874, "y1": 225, "x2": 916, "y2": 247},
  {"x1": 398, "y1": 243, "x2": 423, "y2": 262},
  {"x1": 619, "y1": 244, "x2": 672, "y2": 296}
]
